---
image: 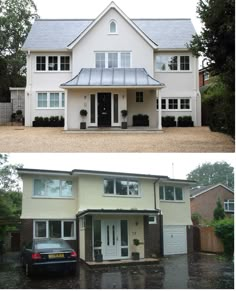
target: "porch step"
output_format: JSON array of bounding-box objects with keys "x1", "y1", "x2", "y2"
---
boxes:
[{"x1": 82, "y1": 258, "x2": 160, "y2": 268}]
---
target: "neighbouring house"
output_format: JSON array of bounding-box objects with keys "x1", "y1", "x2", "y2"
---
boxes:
[
  {"x1": 190, "y1": 184, "x2": 234, "y2": 222},
  {"x1": 22, "y1": 1, "x2": 201, "y2": 130},
  {"x1": 199, "y1": 67, "x2": 210, "y2": 88},
  {"x1": 18, "y1": 168, "x2": 195, "y2": 262}
]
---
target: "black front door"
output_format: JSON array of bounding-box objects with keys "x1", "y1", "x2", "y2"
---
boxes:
[{"x1": 98, "y1": 93, "x2": 111, "y2": 127}]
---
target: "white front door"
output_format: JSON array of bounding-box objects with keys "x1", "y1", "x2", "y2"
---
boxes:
[{"x1": 102, "y1": 220, "x2": 119, "y2": 260}]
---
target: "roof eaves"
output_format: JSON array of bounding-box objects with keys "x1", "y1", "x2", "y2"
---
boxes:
[{"x1": 190, "y1": 183, "x2": 234, "y2": 198}]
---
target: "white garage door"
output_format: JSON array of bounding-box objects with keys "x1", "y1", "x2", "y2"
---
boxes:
[{"x1": 163, "y1": 225, "x2": 187, "y2": 255}]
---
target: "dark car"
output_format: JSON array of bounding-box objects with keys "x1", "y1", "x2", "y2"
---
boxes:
[{"x1": 21, "y1": 238, "x2": 77, "y2": 276}]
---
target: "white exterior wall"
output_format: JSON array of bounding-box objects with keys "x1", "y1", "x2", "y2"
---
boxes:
[
  {"x1": 160, "y1": 186, "x2": 192, "y2": 226},
  {"x1": 20, "y1": 175, "x2": 78, "y2": 219},
  {"x1": 25, "y1": 52, "x2": 72, "y2": 126},
  {"x1": 155, "y1": 52, "x2": 201, "y2": 126},
  {"x1": 127, "y1": 89, "x2": 157, "y2": 128},
  {"x1": 77, "y1": 175, "x2": 157, "y2": 211},
  {"x1": 72, "y1": 8, "x2": 154, "y2": 75}
]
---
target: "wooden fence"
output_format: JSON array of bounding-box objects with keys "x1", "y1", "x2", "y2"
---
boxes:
[{"x1": 193, "y1": 226, "x2": 224, "y2": 253}]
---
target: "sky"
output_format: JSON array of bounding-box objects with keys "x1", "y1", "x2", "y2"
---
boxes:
[
  {"x1": 33, "y1": 0, "x2": 202, "y2": 33},
  {"x1": 7, "y1": 153, "x2": 235, "y2": 180}
]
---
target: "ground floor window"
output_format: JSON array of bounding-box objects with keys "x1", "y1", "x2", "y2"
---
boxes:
[
  {"x1": 156, "y1": 98, "x2": 191, "y2": 111},
  {"x1": 34, "y1": 220, "x2": 76, "y2": 239},
  {"x1": 37, "y1": 92, "x2": 65, "y2": 109}
]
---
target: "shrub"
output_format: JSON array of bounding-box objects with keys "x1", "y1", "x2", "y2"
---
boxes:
[
  {"x1": 213, "y1": 218, "x2": 234, "y2": 256},
  {"x1": 121, "y1": 110, "x2": 128, "y2": 117},
  {"x1": 80, "y1": 109, "x2": 87, "y2": 117},
  {"x1": 191, "y1": 212, "x2": 202, "y2": 225},
  {"x1": 16, "y1": 110, "x2": 22, "y2": 115},
  {"x1": 213, "y1": 198, "x2": 225, "y2": 220}
]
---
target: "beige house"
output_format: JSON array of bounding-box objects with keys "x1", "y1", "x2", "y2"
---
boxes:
[
  {"x1": 22, "y1": 2, "x2": 201, "y2": 130},
  {"x1": 18, "y1": 168, "x2": 195, "y2": 262}
]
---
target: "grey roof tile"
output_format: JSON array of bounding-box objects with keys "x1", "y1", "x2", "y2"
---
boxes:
[
  {"x1": 61, "y1": 68, "x2": 164, "y2": 87},
  {"x1": 23, "y1": 18, "x2": 196, "y2": 50}
]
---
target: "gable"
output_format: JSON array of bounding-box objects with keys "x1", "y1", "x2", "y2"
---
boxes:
[{"x1": 67, "y1": 2, "x2": 157, "y2": 49}]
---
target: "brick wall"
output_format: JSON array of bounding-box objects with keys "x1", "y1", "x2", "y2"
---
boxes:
[
  {"x1": 191, "y1": 185, "x2": 234, "y2": 221},
  {"x1": 85, "y1": 215, "x2": 93, "y2": 261},
  {"x1": 20, "y1": 219, "x2": 33, "y2": 247},
  {"x1": 143, "y1": 215, "x2": 162, "y2": 258}
]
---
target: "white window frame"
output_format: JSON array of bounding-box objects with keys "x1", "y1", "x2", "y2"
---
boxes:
[
  {"x1": 156, "y1": 98, "x2": 191, "y2": 111},
  {"x1": 224, "y1": 199, "x2": 234, "y2": 212},
  {"x1": 95, "y1": 52, "x2": 132, "y2": 68},
  {"x1": 155, "y1": 55, "x2": 191, "y2": 72},
  {"x1": 33, "y1": 220, "x2": 76, "y2": 240},
  {"x1": 148, "y1": 215, "x2": 157, "y2": 224},
  {"x1": 109, "y1": 20, "x2": 118, "y2": 34},
  {"x1": 159, "y1": 185, "x2": 184, "y2": 202},
  {"x1": 36, "y1": 55, "x2": 71, "y2": 72},
  {"x1": 136, "y1": 92, "x2": 144, "y2": 103},
  {"x1": 33, "y1": 178, "x2": 73, "y2": 198},
  {"x1": 103, "y1": 177, "x2": 140, "y2": 197},
  {"x1": 36, "y1": 92, "x2": 65, "y2": 109}
]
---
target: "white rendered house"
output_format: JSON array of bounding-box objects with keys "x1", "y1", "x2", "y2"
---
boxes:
[{"x1": 22, "y1": 2, "x2": 201, "y2": 130}]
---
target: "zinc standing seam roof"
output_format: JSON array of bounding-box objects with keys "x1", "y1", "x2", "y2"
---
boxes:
[
  {"x1": 22, "y1": 18, "x2": 196, "y2": 50},
  {"x1": 60, "y1": 68, "x2": 164, "y2": 87}
]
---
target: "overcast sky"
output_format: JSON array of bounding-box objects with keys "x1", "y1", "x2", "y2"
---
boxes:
[
  {"x1": 33, "y1": 0, "x2": 202, "y2": 33},
  {"x1": 7, "y1": 153, "x2": 234, "y2": 180}
]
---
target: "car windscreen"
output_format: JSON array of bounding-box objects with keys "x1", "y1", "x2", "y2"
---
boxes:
[{"x1": 35, "y1": 241, "x2": 68, "y2": 250}]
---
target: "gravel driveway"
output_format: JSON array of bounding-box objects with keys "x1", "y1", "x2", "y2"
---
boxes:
[{"x1": 0, "y1": 126, "x2": 234, "y2": 152}]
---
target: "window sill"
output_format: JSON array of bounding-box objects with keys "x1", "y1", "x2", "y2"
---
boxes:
[
  {"x1": 32, "y1": 196, "x2": 74, "y2": 199},
  {"x1": 160, "y1": 200, "x2": 185, "y2": 203},
  {"x1": 36, "y1": 107, "x2": 64, "y2": 110},
  {"x1": 103, "y1": 194, "x2": 141, "y2": 198},
  {"x1": 155, "y1": 70, "x2": 192, "y2": 73},
  {"x1": 156, "y1": 109, "x2": 192, "y2": 112}
]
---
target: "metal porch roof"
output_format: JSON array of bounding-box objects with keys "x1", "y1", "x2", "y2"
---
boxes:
[{"x1": 61, "y1": 68, "x2": 165, "y2": 88}]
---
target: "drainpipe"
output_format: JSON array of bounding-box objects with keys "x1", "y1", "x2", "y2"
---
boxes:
[{"x1": 153, "y1": 178, "x2": 164, "y2": 257}]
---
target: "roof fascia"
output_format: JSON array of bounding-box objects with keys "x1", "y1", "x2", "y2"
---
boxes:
[
  {"x1": 22, "y1": 48, "x2": 70, "y2": 52},
  {"x1": 191, "y1": 183, "x2": 234, "y2": 199},
  {"x1": 60, "y1": 85, "x2": 165, "y2": 89},
  {"x1": 17, "y1": 168, "x2": 71, "y2": 177},
  {"x1": 67, "y1": 2, "x2": 157, "y2": 49}
]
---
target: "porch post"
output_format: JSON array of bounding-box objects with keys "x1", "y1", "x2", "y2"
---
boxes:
[
  {"x1": 64, "y1": 89, "x2": 68, "y2": 130},
  {"x1": 157, "y1": 89, "x2": 162, "y2": 130}
]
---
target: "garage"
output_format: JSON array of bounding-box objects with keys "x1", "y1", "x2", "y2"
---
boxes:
[{"x1": 163, "y1": 225, "x2": 187, "y2": 255}]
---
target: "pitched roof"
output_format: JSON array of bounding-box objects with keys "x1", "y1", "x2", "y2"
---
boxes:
[
  {"x1": 190, "y1": 183, "x2": 234, "y2": 198},
  {"x1": 60, "y1": 68, "x2": 165, "y2": 88},
  {"x1": 22, "y1": 17, "x2": 196, "y2": 51}
]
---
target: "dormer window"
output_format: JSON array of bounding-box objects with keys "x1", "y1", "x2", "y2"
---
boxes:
[{"x1": 109, "y1": 20, "x2": 117, "y2": 34}]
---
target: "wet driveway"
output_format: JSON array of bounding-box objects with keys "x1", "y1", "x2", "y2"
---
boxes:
[{"x1": 0, "y1": 252, "x2": 234, "y2": 289}]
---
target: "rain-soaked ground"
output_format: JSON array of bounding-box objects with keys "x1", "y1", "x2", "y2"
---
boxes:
[{"x1": 0, "y1": 252, "x2": 234, "y2": 289}]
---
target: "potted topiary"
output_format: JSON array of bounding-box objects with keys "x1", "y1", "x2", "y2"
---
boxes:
[
  {"x1": 80, "y1": 109, "x2": 87, "y2": 129},
  {"x1": 132, "y1": 238, "x2": 140, "y2": 260},
  {"x1": 121, "y1": 109, "x2": 128, "y2": 129}
]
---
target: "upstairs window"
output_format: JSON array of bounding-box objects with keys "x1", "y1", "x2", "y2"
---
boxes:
[
  {"x1": 108, "y1": 52, "x2": 118, "y2": 68},
  {"x1": 159, "y1": 185, "x2": 183, "y2": 201},
  {"x1": 224, "y1": 199, "x2": 234, "y2": 212},
  {"x1": 48, "y1": 56, "x2": 58, "y2": 71},
  {"x1": 104, "y1": 178, "x2": 139, "y2": 196},
  {"x1": 109, "y1": 20, "x2": 117, "y2": 33},
  {"x1": 156, "y1": 55, "x2": 191, "y2": 71},
  {"x1": 60, "y1": 56, "x2": 70, "y2": 71},
  {"x1": 33, "y1": 179, "x2": 73, "y2": 198},
  {"x1": 36, "y1": 56, "x2": 46, "y2": 71},
  {"x1": 95, "y1": 52, "x2": 131, "y2": 68}
]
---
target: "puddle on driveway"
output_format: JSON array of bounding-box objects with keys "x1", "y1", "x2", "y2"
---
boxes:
[{"x1": 0, "y1": 252, "x2": 234, "y2": 289}]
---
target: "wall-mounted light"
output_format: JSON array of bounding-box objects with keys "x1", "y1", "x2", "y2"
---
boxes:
[
  {"x1": 135, "y1": 221, "x2": 139, "y2": 226},
  {"x1": 84, "y1": 96, "x2": 87, "y2": 99}
]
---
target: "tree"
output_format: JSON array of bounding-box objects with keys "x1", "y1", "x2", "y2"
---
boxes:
[
  {"x1": 213, "y1": 198, "x2": 225, "y2": 220},
  {"x1": 0, "y1": 154, "x2": 22, "y2": 217},
  {"x1": 0, "y1": 0, "x2": 38, "y2": 101},
  {"x1": 189, "y1": 0, "x2": 235, "y2": 136},
  {"x1": 187, "y1": 161, "x2": 234, "y2": 189}
]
